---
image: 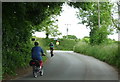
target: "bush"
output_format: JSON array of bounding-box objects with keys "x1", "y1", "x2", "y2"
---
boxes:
[
  {"x1": 2, "y1": 41, "x2": 32, "y2": 76},
  {"x1": 2, "y1": 38, "x2": 49, "y2": 78},
  {"x1": 55, "y1": 39, "x2": 77, "y2": 50}
]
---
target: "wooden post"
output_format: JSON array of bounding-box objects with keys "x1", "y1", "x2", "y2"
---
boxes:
[
  {"x1": 98, "y1": 0, "x2": 100, "y2": 28},
  {"x1": 118, "y1": 1, "x2": 120, "y2": 41}
]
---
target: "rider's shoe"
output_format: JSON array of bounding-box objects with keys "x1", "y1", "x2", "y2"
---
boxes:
[
  {"x1": 38, "y1": 66, "x2": 42, "y2": 72},
  {"x1": 40, "y1": 66, "x2": 42, "y2": 69}
]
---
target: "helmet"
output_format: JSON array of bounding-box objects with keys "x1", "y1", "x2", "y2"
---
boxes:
[{"x1": 34, "y1": 42, "x2": 39, "y2": 46}]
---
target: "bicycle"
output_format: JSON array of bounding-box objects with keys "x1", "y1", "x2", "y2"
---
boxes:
[{"x1": 29, "y1": 59, "x2": 44, "y2": 78}]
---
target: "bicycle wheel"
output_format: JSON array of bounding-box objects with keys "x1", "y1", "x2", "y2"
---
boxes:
[
  {"x1": 40, "y1": 67, "x2": 44, "y2": 76},
  {"x1": 33, "y1": 71, "x2": 37, "y2": 78}
]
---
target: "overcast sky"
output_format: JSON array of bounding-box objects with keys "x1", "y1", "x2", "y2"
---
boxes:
[{"x1": 33, "y1": 2, "x2": 118, "y2": 41}]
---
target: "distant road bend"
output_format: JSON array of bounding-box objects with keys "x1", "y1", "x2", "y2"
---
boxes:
[{"x1": 16, "y1": 50, "x2": 118, "y2": 80}]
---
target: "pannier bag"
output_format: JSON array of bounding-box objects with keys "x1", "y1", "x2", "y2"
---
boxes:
[{"x1": 29, "y1": 60, "x2": 40, "y2": 67}]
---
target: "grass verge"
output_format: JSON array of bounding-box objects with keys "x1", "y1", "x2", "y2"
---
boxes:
[{"x1": 74, "y1": 42, "x2": 120, "y2": 70}]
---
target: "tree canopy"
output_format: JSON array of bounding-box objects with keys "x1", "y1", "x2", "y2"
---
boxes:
[
  {"x1": 2, "y1": 2, "x2": 63, "y2": 75},
  {"x1": 68, "y1": 2, "x2": 114, "y2": 45}
]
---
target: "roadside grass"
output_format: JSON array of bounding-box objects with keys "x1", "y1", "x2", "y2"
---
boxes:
[
  {"x1": 74, "y1": 42, "x2": 120, "y2": 69},
  {"x1": 54, "y1": 39, "x2": 77, "y2": 50}
]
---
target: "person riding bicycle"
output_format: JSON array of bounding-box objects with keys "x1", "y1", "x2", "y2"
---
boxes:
[
  {"x1": 31, "y1": 42, "x2": 45, "y2": 69},
  {"x1": 49, "y1": 42, "x2": 54, "y2": 57}
]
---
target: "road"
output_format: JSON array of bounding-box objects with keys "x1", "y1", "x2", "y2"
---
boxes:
[{"x1": 16, "y1": 50, "x2": 118, "y2": 80}]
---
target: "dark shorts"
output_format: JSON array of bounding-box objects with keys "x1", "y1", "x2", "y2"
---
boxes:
[{"x1": 50, "y1": 47, "x2": 54, "y2": 50}]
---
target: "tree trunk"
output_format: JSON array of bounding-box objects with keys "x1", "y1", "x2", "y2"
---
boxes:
[
  {"x1": 118, "y1": 1, "x2": 120, "y2": 58},
  {"x1": 98, "y1": 0, "x2": 100, "y2": 28},
  {"x1": 46, "y1": 33, "x2": 49, "y2": 39}
]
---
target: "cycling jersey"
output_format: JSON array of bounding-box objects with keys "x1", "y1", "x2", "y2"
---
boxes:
[{"x1": 31, "y1": 46, "x2": 44, "y2": 61}]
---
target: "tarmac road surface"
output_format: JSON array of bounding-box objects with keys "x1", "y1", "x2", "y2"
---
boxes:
[{"x1": 14, "y1": 50, "x2": 118, "y2": 80}]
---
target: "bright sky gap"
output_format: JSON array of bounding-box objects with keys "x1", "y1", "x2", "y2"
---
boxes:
[{"x1": 33, "y1": 2, "x2": 118, "y2": 41}]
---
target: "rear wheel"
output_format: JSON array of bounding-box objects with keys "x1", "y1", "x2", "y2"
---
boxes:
[
  {"x1": 33, "y1": 71, "x2": 37, "y2": 78},
  {"x1": 40, "y1": 67, "x2": 44, "y2": 76},
  {"x1": 33, "y1": 66, "x2": 38, "y2": 78}
]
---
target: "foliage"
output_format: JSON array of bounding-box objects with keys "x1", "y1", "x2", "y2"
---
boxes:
[
  {"x1": 81, "y1": 36, "x2": 117, "y2": 44},
  {"x1": 111, "y1": 2, "x2": 120, "y2": 31},
  {"x1": 81, "y1": 36, "x2": 90, "y2": 43},
  {"x1": 38, "y1": 16, "x2": 62, "y2": 38},
  {"x1": 25, "y1": 2, "x2": 63, "y2": 25},
  {"x1": 54, "y1": 39, "x2": 77, "y2": 50},
  {"x1": 69, "y1": 2, "x2": 113, "y2": 45},
  {"x1": 63, "y1": 35, "x2": 77, "y2": 39},
  {"x1": 2, "y1": 42, "x2": 32, "y2": 76},
  {"x1": 111, "y1": 17, "x2": 120, "y2": 31},
  {"x1": 3, "y1": 3, "x2": 33, "y2": 76},
  {"x1": 74, "y1": 42, "x2": 120, "y2": 69},
  {"x1": 105, "y1": 38, "x2": 116, "y2": 44},
  {"x1": 2, "y1": 2, "x2": 63, "y2": 77}
]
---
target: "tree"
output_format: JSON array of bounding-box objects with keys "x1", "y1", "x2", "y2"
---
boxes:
[
  {"x1": 38, "y1": 15, "x2": 62, "y2": 38},
  {"x1": 3, "y1": 2, "x2": 63, "y2": 48},
  {"x1": 63, "y1": 35, "x2": 77, "y2": 39},
  {"x1": 69, "y1": 2, "x2": 113, "y2": 45},
  {"x1": 44, "y1": 25, "x2": 62, "y2": 38},
  {"x1": 82, "y1": 36, "x2": 90, "y2": 43},
  {"x1": 2, "y1": 2, "x2": 63, "y2": 75},
  {"x1": 110, "y1": 2, "x2": 120, "y2": 31},
  {"x1": 25, "y1": 2, "x2": 63, "y2": 25},
  {"x1": 111, "y1": 18, "x2": 119, "y2": 31}
]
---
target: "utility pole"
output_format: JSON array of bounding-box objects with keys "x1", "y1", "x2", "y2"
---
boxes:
[
  {"x1": 117, "y1": 1, "x2": 120, "y2": 41},
  {"x1": 67, "y1": 27, "x2": 68, "y2": 39},
  {"x1": 116, "y1": 0, "x2": 120, "y2": 57},
  {"x1": 98, "y1": 0, "x2": 100, "y2": 28},
  {"x1": 65, "y1": 24, "x2": 70, "y2": 39}
]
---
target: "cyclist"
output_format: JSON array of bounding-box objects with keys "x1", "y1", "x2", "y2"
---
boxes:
[
  {"x1": 49, "y1": 42, "x2": 54, "y2": 57},
  {"x1": 31, "y1": 42, "x2": 45, "y2": 69},
  {"x1": 56, "y1": 41, "x2": 59, "y2": 46}
]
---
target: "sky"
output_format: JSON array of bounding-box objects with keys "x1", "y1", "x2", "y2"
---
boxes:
[{"x1": 33, "y1": 2, "x2": 119, "y2": 41}]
